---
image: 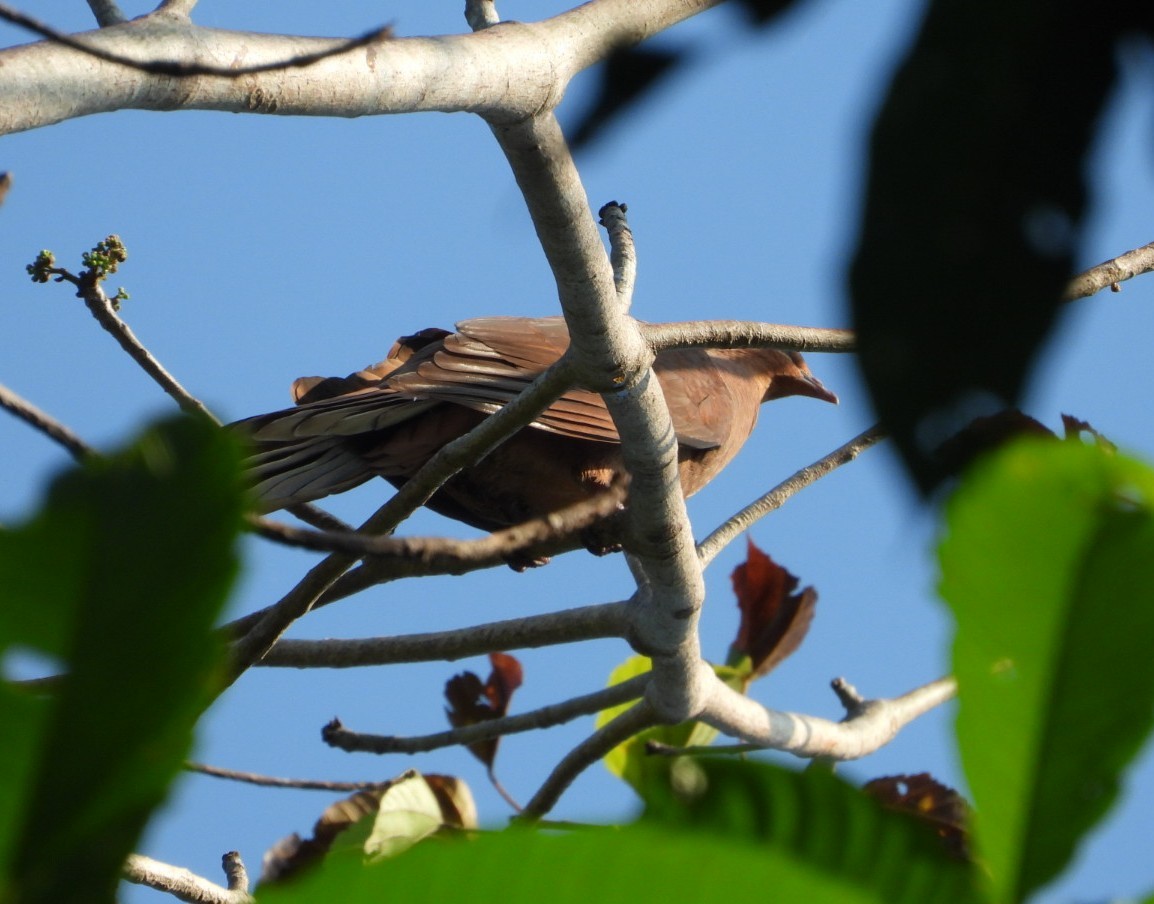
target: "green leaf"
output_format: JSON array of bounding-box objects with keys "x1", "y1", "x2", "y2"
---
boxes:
[
  {"x1": 940, "y1": 439, "x2": 1154, "y2": 902},
  {"x1": 641, "y1": 758, "x2": 982, "y2": 904},
  {"x1": 597, "y1": 655, "x2": 717, "y2": 795},
  {"x1": 262, "y1": 819, "x2": 909, "y2": 904},
  {"x1": 0, "y1": 416, "x2": 244, "y2": 903}
]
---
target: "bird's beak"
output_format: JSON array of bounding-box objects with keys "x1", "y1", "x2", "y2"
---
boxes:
[
  {"x1": 802, "y1": 375, "x2": 839, "y2": 405},
  {"x1": 769, "y1": 372, "x2": 839, "y2": 405}
]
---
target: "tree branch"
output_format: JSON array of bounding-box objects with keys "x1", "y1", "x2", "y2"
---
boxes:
[
  {"x1": 644, "y1": 320, "x2": 856, "y2": 353},
  {"x1": 0, "y1": 4, "x2": 392, "y2": 79},
  {"x1": 186, "y1": 761, "x2": 389, "y2": 791},
  {"x1": 0, "y1": 382, "x2": 94, "y2": 461},
  {"x1": 87, "y1": 0, "x2": 125, "y2": 26},
  {"x1": 700, "y1": 674, "x2": 957, "y2": 760},
  {"x1": 248, "y1": 483, "x2": 624, "y2": 564},
  {"x1": 1063, "y1": 238, "x2": 1154, "y2": 300},
  {"x1": 519, "y1": 699, "x2": 660, "y2": 819},
  {"x1": 0, "y1": 0, "x2": 720, "y2": 137},
  {"x1": 322, "y1": 673, "x2": 651, "y2": 755},
  {"x1": 123, "y1": 853, "x2": 252, "y2": 904},
  {"x1": 257, "y1": 600, "x2": 630, "y2": 668},
  {"x1": 697, "y1": 425, "x2": 887, "y2": 567}
]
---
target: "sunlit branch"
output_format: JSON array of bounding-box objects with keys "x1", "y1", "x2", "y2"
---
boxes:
[
  {"x1": 697, "y1": 425, "x2": 886, "y2": 567},
  {"x1": 322, "y1": 673, "x2": 650, "y2": 755},
  {"x1": 258, "y1": 601, "x2": 630, "y2": 668}
]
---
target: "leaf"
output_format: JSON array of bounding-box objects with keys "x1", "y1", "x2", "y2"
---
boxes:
[
  {"x1": 1060, "y1": 413, "x2": 1116, "y2": 451},
  {"x1": 261, "y1": 771, "x2": 477, "y2": 884},
  {"x1": 597, "y1": 656, "x2": 717, "y2": 796},
  {"x1": 261, "y1": 812, "x2": 922, "y2": 904},
  {"x1": 863, "y1": 773, "x2": 970, "y2": 861},
  {"x1": 940, "y1": 439, "x2": 1154, "y2": 901},
  {"x1": 728, "y1": 537, "x2": 817, "y2": 684},
  {"x1": 641, "y1": 758, "x2": 983, "y2": 904},
  {"x1": 849, "y1": 0, "x2": 1144, "y2": 493},
  {"x1": 0, "y1": 416, "x2": 243, "y2": 903},
  {"x1": 444, "y1": 652, "x2": 523, "y2": 769},
  {"x1": 568, "y1": 46, "x2": 685, "y2": 150}
]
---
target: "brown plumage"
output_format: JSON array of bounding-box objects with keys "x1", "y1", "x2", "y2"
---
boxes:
[{"x1": 234, "y1": 317, "x2": 837, "y2": 530}]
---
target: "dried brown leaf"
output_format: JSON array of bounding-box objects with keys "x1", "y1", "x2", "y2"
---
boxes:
[
  {"x1": 728, "y1": 537, "x2": 816, "y2": 683},
  {"x1": 864, "y1": 772, "x2": 970, "y2": 861}
]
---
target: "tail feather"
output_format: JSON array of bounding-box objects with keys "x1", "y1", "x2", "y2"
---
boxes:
[{"x1": 245, "y1": 438, "x2": 373, "y2": 512}]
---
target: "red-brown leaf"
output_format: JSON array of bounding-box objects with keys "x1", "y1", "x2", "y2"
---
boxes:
[
  {"x1": 729, "y1": 537, "x2": 816, "y2": 682},
  {"x1": 864, "y1": 772, "x2": 970, "y2": 861},
  {"x1": 444, "y1": 652, "x2": 524, "y2": 768}
]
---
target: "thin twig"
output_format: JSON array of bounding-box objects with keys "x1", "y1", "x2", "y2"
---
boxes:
[
  {"x1": 519, "y1": 699, "x2": 660, "y2": 819},
  {"x1": 599, "y1": 201, "x2": 635, "y2": 309},
  {"x1": 697, "y1": 424, "x2": 886, "y2": 567},
  {"x1": 0, "y1": 382, "x2": 94, "y2": 461},
  {"x1": 322, "y1": 672, "x2": 650, "y2": 754},
  {"x1": 248, "y1": 485, "x2": 623, "y2": 562},
  {"x1": 186, "y1": 761, "x2": 389, "y2": 791},
  {"x1": 257, "y1": 600, "x2": 630, "y2": 669},
  {"x1": 73, "y1": 276, "x2": 219, "y2": 423},
  {"x1": 1063, "y1": 238, "x2": 1154, "y2": 301},
  {"x1": 0, "y1": 4, "x2": 392, "y2": 78}
]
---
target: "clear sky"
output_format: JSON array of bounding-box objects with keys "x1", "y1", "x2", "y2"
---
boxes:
[{"x1": 3, "y1": 1, "x2": 1153, "y2": 901}]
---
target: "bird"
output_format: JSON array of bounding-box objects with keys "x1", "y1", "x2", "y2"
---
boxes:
[{"x1": 233, "y1": 316, "x2": 837, "y2": 532}]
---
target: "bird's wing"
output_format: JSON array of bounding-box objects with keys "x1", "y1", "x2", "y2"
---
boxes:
[
  {"x1": 238, "y1": 318, "x2": 740, "y2": 451},
  {"x1": 390, "y1": 316, "x2": 623, "y2": 443}
]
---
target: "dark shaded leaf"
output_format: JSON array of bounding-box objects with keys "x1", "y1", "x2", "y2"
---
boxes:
[
  {"x1": 1060, "y1": 413, "x2": 1116, "y2": 450},
  {"x1": 568, "y1": 46, "x2": 685, "y2": 150},
  {"x1": 849, "y1": 0, "x2": 1149, "y2": 493},
  {"x1": 864, "y1": 773, "x2": 969, "y2": 861},
  {"x1": 728, "y1": 537, "x2": 817, "y2": 683},
  {"x1": 0, "y1": 416, "x2": 243, "y2": 903},
  {"x1": 940, "y1": 439, "x2": 1154, "y2": 900},
  {"x1": 732, "y1": 0, "x2": 809, "y2": 26},
  {"x1": 933, "y1": 409, "x2": 1055, "y2": 477},
  {"x1": 444, "y1": 652, "x2": 523, "y2": 768}
]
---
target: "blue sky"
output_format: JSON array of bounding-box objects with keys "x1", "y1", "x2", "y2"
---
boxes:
[{"x1": 3, "y1": 1, "x2": 1154, "y2": 901}]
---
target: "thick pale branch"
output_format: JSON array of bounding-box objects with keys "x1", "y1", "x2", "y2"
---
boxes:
[
  {"x1": 700, "y1": 675, "x2": 957, "y2": 760},
  {"x1": 323, "y1": 673, "x2": 650, "y2": 755},
  {"x1": 257, "y1": 600, "x2": 630, "y2": 668},
  {"x1": 0, "y1": 0, "x2": 719, "y2": 136},
  {"x1": 491, "y1": 112, "x2": 706, "y2": 722}
]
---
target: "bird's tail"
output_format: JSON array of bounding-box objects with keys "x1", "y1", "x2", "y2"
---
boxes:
[{"x1": 242, "y1": 436, "x2": 374, "y2": 512}]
